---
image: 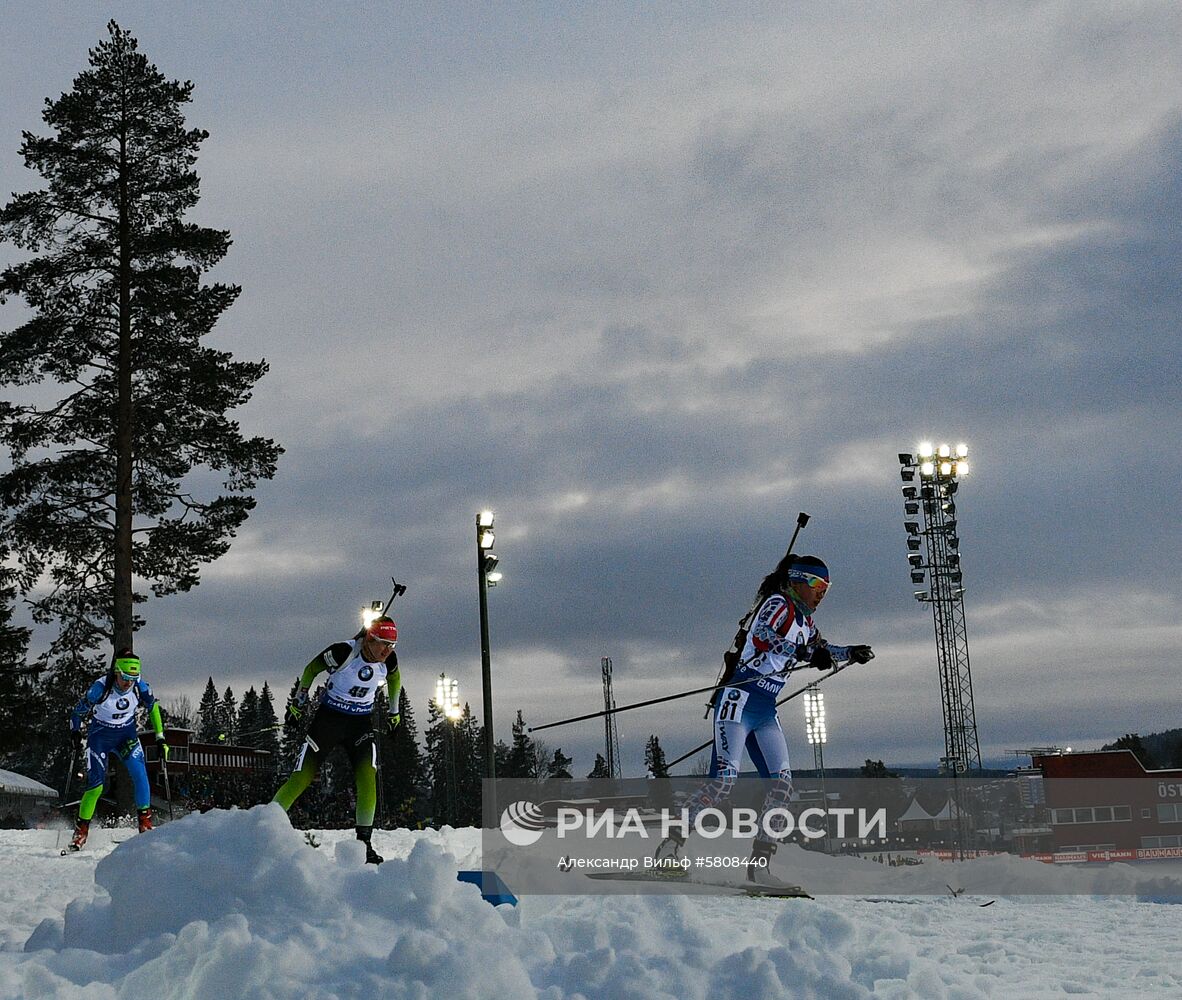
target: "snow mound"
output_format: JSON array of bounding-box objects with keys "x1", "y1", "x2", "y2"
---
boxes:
[
  {"x1": 10, "y1": 808, "x2": 1181, "y2": 999},
  {"x1": 9, "y1": 807, "x2": 851, "y2": 997}
]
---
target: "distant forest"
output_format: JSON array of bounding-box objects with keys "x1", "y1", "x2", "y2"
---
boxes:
[{"x1": 1100, "y1": 727, "x2": 1182, "y2": 770}]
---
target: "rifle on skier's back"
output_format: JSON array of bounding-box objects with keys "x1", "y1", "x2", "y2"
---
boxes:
[{"x1": 706, "y1": 512, "x2": 811, "y2": 716}]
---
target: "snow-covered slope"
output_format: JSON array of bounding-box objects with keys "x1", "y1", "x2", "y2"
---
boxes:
[{"x1": 1, "y1": 806, "x2": 1179, "y2": 999}]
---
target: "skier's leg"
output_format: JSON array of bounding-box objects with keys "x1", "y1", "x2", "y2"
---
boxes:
[
  {"x1": 686, "y1": 686, "x2": 752, "y2": 817},
  {"x1": 349, "y1": 733, "x2": 378, "y2": 829},
  {"x1": 116, "y1": 736, "x2": 155, "y2": 832},
  {"x1": 76, "y1": 731, "x2": 113, "y2": 823},
  {"x1": 273, "y1": 735, "x2": 321, "y2": 811},
  {"x1": 68, "y1": 740, "x2": 108, "y2": 850},
  {"x1": 117, "y1": 737, "x2": 152, "y2": 810},
  {"x1": 745, "y1": 717, "x2": 801, "y2": 888},
  {"x1": 78, "y1": 784, "x2": 103, "y2": 821},
  {"x1": 653, "y1": 706, "x2": 746, "y2": 867},
  {"x1": 749, "y1": 715, "x2": 793, "y2": 844},
  {"x1": 348, "y1": 731, "x2": 382, "y2": 864}
]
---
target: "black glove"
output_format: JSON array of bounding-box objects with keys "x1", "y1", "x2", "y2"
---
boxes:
[
  {"x1": 388, "y1": 713, "x2": 401, "y2": 733},
  {"x1": 809, "y1": 645, "x2": 835, "y2": 671},
  {"x1": 156, "y1": 732, "x2": 171, "y2": 762},
  {"x1": 71, "y1": 730, "x2": 84, "y2": 755},
  {"x1": 847, "y1": 645, "x2": 875, "y2": 664},
  {"x1": 287, "y1": 687, "x2": 310, "y2": 722}
]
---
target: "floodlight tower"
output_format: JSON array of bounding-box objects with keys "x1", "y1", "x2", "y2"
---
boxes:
[
  {"x1": 601, "y1": 657, "x2": 622, "y2": 779},
  {"x1": 898, "y1": 442, "x2": 982, "y2": 774},
  {"x1": 803, "y1": 685, "x2": 830, "y2": 853}
]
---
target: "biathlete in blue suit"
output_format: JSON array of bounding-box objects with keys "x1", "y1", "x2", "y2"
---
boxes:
[{"x1": 66, "y1": 649, "x2": 169, "y2": 852}]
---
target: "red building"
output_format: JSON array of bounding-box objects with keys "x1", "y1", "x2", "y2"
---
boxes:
[
  {"x1": 139, "y1": 726, "x2": 274, "y2": 798},
  {"x1": 1033, "y1": 749, "x2": 1182, "y2": 859}
]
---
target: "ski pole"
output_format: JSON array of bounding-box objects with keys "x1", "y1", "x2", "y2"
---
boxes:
[
  {"x1": 63, "y1": 738, "x2": 78, "y2": 805},
  {"x1": 667, "y1": 661, "x2": 851, "y2": 769},
  {"x1": 527, "y1": 668, "x2": 796, "y2": 735},
  {"x1": 161, "y1": 746, "x2": 173, "y2": 821}
]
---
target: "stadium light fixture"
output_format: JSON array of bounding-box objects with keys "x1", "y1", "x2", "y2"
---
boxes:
[
  {"x1": 804, "y1": 689, "x2": 827, "y2": 746},
  {"x1": 435, "y1": 674, "x2": 463, "y2": 722},
  {"x1": 361, "y1": 600, "x2": 383, "y2": 630}
]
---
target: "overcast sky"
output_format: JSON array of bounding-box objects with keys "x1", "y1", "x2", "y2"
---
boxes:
[{"x1": 2, "y1": 2, "x2": 1180, "y2": 774}]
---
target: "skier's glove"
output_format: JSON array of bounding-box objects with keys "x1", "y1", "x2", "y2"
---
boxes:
[
  {"x1": 388, "y1": 713, "x2": 401, "y2": 733},
  {"x1": 71, "y1": 730, "x2": 84, "y2": 755},
  {"x1": 847, "y1": 645, "x2": 875, "y2": 664},
  {"x1": 809, "y1": 645, "x2": 835, "y2": 671},
  {"x1": 155, "y1": 732, "x2": 170, "y2": 761},
  {"x1": 287, "y1": 687, "x2": 310, "y2": 721}
]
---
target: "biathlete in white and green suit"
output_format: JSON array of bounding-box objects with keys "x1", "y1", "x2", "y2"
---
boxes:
[{"x1": 273, "y1": 616, "x2": 401, "y2": 864}]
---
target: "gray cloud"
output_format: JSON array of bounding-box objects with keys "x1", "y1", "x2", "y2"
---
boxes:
[{"x1": 3, "y1": 3, "x2": 1181, "y2": 776}]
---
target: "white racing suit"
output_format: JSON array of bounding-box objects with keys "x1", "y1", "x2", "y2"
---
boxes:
[{"x1": 686, "y1": 592, "x2": 851, "y2": 845}]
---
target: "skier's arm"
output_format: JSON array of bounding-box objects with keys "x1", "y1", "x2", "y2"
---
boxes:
[
  {"x1": 808, "y1": 628, "x2": 874, "y2": 668},
  {"x1": 288, "y1": 642, "x2": 353, "y2": 718},
  {"x1": 69, "y1": 681, "x2": 106, "y2": 731},
  {"x1": 385, "y1": 656, "x2": 402, "y2": 730},
  {"x1": 296, "y1": 642, "x2": 353, "y2": 690},
  {"x1": 749, "y1": 596, "x2": 799, "y2": 658},
  {"x1": 148, "y1": 701, "x2": 165, "y2": 738}
]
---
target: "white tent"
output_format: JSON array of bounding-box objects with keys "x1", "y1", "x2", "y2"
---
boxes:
[
  {"x1": 897, "y1": 797, "x2": 937, "y2": 826},
  {"x1": 930, "y1": 795, "x2": 964, "y2": 823}
]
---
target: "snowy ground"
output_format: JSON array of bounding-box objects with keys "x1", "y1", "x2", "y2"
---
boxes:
[{"x1": 1, "y1": 807, "x2": 1179, "y2": 999}]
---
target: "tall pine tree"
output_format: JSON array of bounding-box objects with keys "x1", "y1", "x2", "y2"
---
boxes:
[
  {"x1": 196, "y1": 676, "x2": 220, "y2": 742},
  {"x1": 587, "y1": 753, "x2": 610, "y2": 780},
  {"x1": 220, "y1": 686, "x2": 237, "y2": 744},
  {"x1": 456, "y1": 705, "x2": 485, "y2": 827},
  {"x1": 505, "y1": 709, "x2": 536, "y2": 780},
  {"x1": 255, "y1": 682, "x2": 281, "y2": 764},
  {"x1": 380, "y1": 687, "x2": 426, "y2": 828},
  {"x1": 0, "y1": 22, "x2": 281, "y2": 657},
  {"x1": 645, "y1": 735, "x2": 670, "y2": 778},
  {"x1": 0, "y1": 543, "x2": 32, "y2": 758},
  {"x1": 236, "y1": 686, "x2": 259, "y2": 748}
]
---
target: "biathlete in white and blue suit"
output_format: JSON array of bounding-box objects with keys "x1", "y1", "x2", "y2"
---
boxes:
[
  {"x1": 656, "y1": 554, "x2": 874, "y2": 888},
  {"x1": 66, "y1": 649, "x2": 169, "y2": 852}
]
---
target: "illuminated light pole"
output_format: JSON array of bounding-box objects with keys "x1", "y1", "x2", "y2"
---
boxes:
[
  {"x1": 435, "y1": 674, "x2": 463, "y2": 826},
  {"x1": 804, "y1": 685, "x2": 830, "y2": 853},
  {"x1": 477, "y1": 510, "x2": 499, "y2": 825}
]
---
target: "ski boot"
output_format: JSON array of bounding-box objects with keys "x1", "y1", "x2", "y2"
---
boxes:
[
  {"x1": 63, "y1": 818, "x2": 90, "y2": 854},
  {"x1": 356, "y1": 826, "x2": 384, "y2": 865},
  {"x1": 137, "y1": 808, "x2": 154, "y2": 833},
  {"x1": 746, "y1": 840, "x2": 806, "y2": 895},
  {"x1": 651, "y1": 831, "x2": 688, "y2": 878}
]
